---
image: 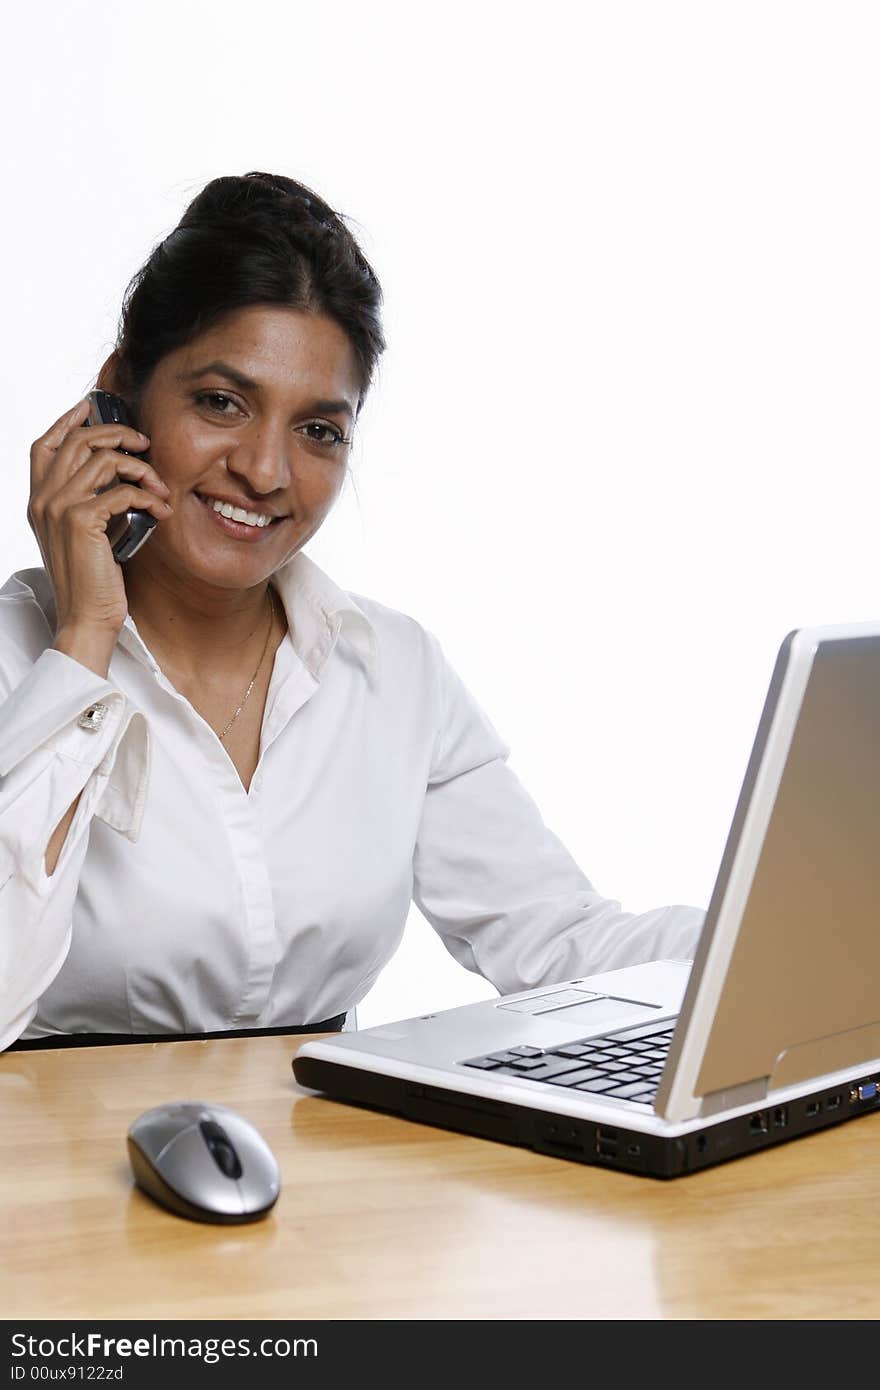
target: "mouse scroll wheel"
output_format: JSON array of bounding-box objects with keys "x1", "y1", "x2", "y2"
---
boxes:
[{"x1": 198, "y1": 1119, "x2": 243, "y2": 1179}]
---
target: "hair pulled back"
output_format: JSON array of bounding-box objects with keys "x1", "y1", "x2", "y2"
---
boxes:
[{"x1": 113, "y1": 172, "x2": 385, "y2": 418}]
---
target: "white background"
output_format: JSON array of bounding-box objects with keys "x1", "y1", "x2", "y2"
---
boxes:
[{"x1": 2, "y1": 2, "x2": 878, "y2": 1027}]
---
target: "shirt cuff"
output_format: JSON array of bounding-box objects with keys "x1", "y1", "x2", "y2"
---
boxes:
[
  {"x1": 0, "y1": 647, "x2": 150, "y2": 842},
  {"x1": 94, "y1": 707, "x2": 150, "y2": 842}
]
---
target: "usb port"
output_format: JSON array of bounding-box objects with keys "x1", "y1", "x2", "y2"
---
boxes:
[
  {"x1": 805, "y1": 1100, "x2": 822, "y2": 1117},
  {"x1": 826, "y1": 1094, "x2": 841, "y2": 1111},
  {"x1": 772, "y1": 1106, "x2": 788, "y2": 1127},
  {"x1": 749, "y1": 1111, "x2": 769, "y2": 1135}
]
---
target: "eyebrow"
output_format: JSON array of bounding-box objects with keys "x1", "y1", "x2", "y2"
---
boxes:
[{"x1": 177, "y1": 360, "x2": 354, "y2": 420}]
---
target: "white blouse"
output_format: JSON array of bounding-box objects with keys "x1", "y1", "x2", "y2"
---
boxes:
[{"x1": 0, "y1": 551, "x2": 705, "y2": 1050}]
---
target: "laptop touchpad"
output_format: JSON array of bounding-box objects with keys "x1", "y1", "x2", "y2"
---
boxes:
[
  {"x1": 498, "y1": 988, "x2": 661, "y2": 1030},
  {"x1": 538, "y1": 997, "x2": 662, "y2": 1029}
]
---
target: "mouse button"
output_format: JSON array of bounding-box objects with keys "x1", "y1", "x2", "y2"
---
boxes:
[
  {"x1": 127, "y1": 1103, "x2": 204, "y2": 1161},
  {"x1": 198, "y1": 1119, "x2": 243, "y2": 1179},
  {"x1": 234, "y1": 1141, "x2": 282, "y2": 1212},
  {"x1": 236, "y1": 1162, "x2": 281, "y2": 1215},
  {"x1": 197, "y1": 1111, "x2": 281, "y2": 1208},
  {"x1": 212, "y1": 1109, "x2": 271, "y2": 1152},
  {"x1": 158, "y1": 1127, "x2": 247, "y2": 1216}
]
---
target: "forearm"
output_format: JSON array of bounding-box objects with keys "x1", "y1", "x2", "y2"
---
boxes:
[
  {"x1": 40, "y1": 630, "x2": 115, "y2": 877},
  {"x1": 0, "y1": 863, "x2": 77, "y2": 1051},
  {"x1": 0, "y1": 645, "x2": 148, "y2": 1048},
  {"x1": 0, "y1": 743, "x2": 104, "y2": 1046},
  {"x1": 39, "y1": 630, "x2": 115, "y2": 877},
  {"x1": 413, "y1": 755, "x2": 707, "y2": 993}
]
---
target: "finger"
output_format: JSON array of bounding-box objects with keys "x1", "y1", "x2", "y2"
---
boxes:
[
  {"x1": 38, "y1": 426, "x2": 151, "y2": 493},
  {"x1": 48, "y1": 451, "x2": 169, "y2": 515},
  {"x1": 76, "y1": 444, "x2": 167, "y2": 492},
  {"x1": 86, "y1": 450, "x2": 170, "y2": 496},
  {"x1": 43, "y1": 398, "x2": 91, "y2": 441},
  {"x1": 65, "y1": 422, "x2": 151, "y2": 466},
  {"x1": 68, "y1": 421, "x2": 149, "y2": 450},
  {"x1": 29, "y1": 399, "x2": 91, "y2": 486},
  {"x1": 72, "y1": 483, "x2": 174, "y2": 524}
]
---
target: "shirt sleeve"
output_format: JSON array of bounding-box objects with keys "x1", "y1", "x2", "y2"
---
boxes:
[
  {"x1": 411, "y1": 633, "x2": 706, "y2": 996},
  {"x1": 0, "y1": 648, "x2": 150, "y2": 1050}
]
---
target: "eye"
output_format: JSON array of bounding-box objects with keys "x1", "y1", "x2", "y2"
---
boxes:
[
  {"x1": 301, "y1": 421, "x2": 347, "y2": 449},
  {"x1": 194, "y1": 390, "x2": 241, "y2": 416}
]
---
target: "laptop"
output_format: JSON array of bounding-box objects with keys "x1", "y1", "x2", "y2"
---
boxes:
[{"x1": 293, "y1": 620, "x2": 880, "y2": 1178}]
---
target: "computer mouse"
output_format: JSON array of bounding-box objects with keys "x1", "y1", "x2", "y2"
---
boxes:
[{"x1": 127, "y1": 1101, "x2": 281, "y2": 1224}]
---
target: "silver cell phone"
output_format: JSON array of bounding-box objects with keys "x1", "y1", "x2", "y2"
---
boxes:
[{"x1": 86, "y1": 389, "x2": 157, "y2": 563}]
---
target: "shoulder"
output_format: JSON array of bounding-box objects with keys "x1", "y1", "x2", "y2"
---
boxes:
[
  {"x1": 346, "y1": 591, "x2": 510, "y2": 770},
  {"x1": 342, "y1": 589, "x2": 505, "y2": 751},
  {"x1": 347, "y1": 589, "x2": 434, "y2": 644},
  {"x1": 345, "y1": 589, "x2": 449, "y2": 682}
]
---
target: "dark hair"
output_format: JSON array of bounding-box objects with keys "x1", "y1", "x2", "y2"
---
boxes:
[{"x1": 112, "y1": 172, "x2": 385, "y2": 418}]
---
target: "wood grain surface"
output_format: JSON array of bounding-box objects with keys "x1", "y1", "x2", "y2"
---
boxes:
[{"x1": 2, "y1": 1033, "x2": 878, "y2": 1321}]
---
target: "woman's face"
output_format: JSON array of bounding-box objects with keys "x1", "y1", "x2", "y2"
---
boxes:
[{"x1": 112, "y1": 304, "x2": 361, "y2": 594}]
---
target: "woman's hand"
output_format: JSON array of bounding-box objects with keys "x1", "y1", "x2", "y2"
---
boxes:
[{"x1": 27, "y1": 398, "x2": 173, "y2": 642}]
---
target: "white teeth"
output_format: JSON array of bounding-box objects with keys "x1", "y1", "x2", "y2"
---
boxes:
[{"x1": 203, "y1": 496, "x2": 274, "y2": 528}]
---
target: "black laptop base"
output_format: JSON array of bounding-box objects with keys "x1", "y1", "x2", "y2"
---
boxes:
[{"x1": 292, "y1": 1054, "x2": 880, "y2": 1180}]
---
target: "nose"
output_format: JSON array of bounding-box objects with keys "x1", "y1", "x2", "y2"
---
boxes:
[{"x1": 224, "y1": 421, "x2": 293, "y2": 497}]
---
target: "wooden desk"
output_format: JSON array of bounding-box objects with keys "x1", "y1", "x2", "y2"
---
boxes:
[{"x1": 2, "y1": 1033, "x2": 878, "y2": 1321}]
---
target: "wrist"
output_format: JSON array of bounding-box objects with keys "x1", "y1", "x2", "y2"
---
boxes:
[{"x1": 53, "y1": 625, "x2": 118, "y2": 680}]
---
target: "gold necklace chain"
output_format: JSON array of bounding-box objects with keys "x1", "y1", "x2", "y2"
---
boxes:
[{"x1": 218, "y1": 586, "x2": 277, "y2": 742}]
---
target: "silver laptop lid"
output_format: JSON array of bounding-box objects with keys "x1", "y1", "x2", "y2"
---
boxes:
[{"x1": 657, "y1": 621, "x2": 880, "y2": 1123}]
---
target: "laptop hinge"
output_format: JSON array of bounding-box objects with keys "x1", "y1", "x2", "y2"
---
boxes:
[{"x1": 698, "y1": 1077, "x2": 768, "y2": 1118}]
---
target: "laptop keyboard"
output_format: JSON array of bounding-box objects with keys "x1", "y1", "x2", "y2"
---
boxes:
[{"x1": 461, "y1": 1020, "x2": 676, "y2": 1104}]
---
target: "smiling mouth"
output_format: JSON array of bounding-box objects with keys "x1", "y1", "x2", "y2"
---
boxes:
[{"x1": 194, "y1": 492, "x2": 288, "y2": 530}]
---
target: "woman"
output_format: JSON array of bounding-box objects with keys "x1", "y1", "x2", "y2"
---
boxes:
[{"x1": 0, "y1": 171, "x2": 704, "y2": 1050}]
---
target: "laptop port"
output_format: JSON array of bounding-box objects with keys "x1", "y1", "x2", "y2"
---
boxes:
[
  {"x1": 805, "y1": 1100, "x2": 822, "y2": 1117},
  {"x1": 772, "y1": 1106, "x2": 788, "y2": 1127},
  {"x1": 826, "y1": 1094, "x2": 841, "y2": 1111},
  {"x1": 850, "y1": 1081, "x2": 878, "y2": 1103},
  {"x1": 596, "y1": 1127, "x2": 619, "y2": 1158},
  {"x1": 540, "y1": 1122, "x2": 585, "y2": 1156},
  {"x1": 749, "y1": 1111, "x2": 769, "y2": 1136}
]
